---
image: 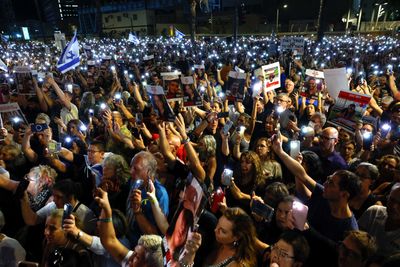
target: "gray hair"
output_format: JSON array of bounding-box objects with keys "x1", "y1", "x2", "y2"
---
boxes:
[
  {"x1": 131, "y1": 151, "x2": 158, "y2": 179},
  {"x1": 103, "y1": 153, "x2": 131, "y2": 184},
  {"x1": 138, "y1": 235, "x2": 163, "y2": 267}
]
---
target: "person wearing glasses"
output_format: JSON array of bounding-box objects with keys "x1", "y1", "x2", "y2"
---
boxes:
[{"x1": 269, "y1": 231, "x2": 310, "y2": 267}]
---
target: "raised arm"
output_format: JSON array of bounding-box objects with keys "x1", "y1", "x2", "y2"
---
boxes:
[
  {"x1": 175, "y1": 113, "x2": 206, "y2": 183},
  {"x1": 48, "y1": 76, "x2": 71, "y2": 110},
  {"x1": 95, "y1": 188, "x2": 130, "y2": 263},
  {"x1": 271, "y1": 133, "x2": 317, "y2": 192},
  {"x1": 157, "y1": 122, "x2": 176, "y2": 167}
]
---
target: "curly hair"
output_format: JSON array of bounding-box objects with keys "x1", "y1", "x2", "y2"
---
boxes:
[
  {"x1": 223, "y1": 207, "x2": 258, "y2": 267},
  {"x1": 103, "y1": 153, "x2": 131, "y2": 184},
  {"x1": 240, "y1": 151, "x2": 264, "y2": 186}
]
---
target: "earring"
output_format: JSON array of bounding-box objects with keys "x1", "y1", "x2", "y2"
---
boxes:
[{"x1": 233, "y1": 240, "x2": 239, "y2": 247}]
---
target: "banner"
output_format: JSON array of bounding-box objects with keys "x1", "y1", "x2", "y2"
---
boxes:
[
  {"x1": 305, "y1": 69, "x2": 325, "y2": 79},
  {"x1": 146, "y1": 85, "x2": 176, "y2": 122},
  {"x1": 280, "y1": 37, "x2": 305, "y2": 55},
  {"x1": 181, "y1": 76, "x2": 202, "y2": 107},
  {"x1": 327, "y1": 91, "x2": 371, "y2": 132},
  {"x1": 226, "y1": 71, "x2": 247, "y2": 101}
]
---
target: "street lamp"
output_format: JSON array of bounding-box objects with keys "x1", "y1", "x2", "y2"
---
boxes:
[{"x1": 276, "y1": 4, "x2": 288, "y2": 33}]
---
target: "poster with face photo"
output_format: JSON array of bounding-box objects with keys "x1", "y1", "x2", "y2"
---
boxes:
[
  {"x1": 194, "y1": 64, "x2": 205, "y2": 82},
  {"x1": 226, "y1": 71, "x2": 246, "y2": 101},
  {"x1": 15, "y1": 66, "x2": 35, "y2": 95},
  {"x1": 0, "y1": 102, "x2": 28, "y2": 132},
  {"x1": 181, "y1": 76, "x2": 202, "y2": 107},
  {"x1": 327, "y1": 90, "x2": 371, "y2": 132},
  {"x1": 146, "y1": 85, "x2": 176, "y2": 122},
  {"x1": 163, "y1": 174, "x2": 206, "y2": 266},
  {"x1": 261, "y1": 62, "x2": 281, "y2": 92},
  {"x1": 161, "y1": 72, "x2": 183, "y2": 101}
]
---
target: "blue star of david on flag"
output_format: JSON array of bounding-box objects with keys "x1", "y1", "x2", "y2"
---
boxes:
[{"x1": 57, "y1": 31, "x2": 80, "y2": 73}]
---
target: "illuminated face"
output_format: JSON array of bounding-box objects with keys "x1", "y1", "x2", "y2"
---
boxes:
[
  {"x1": 275, "y1": 201, "x2": 292, "y2": 230},
  {"x1": 44, "y1": 216, "x2": 67, "y2": 247}
]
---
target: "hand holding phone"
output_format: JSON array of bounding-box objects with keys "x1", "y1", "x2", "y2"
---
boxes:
[
  {"x1": 292, "y1": 201, "x2": 308, "y2": 230},
  {"x1": 251, "y1": 200, "x2": 274, "y2": 222},
  {"x1": 221, "y1": 169, "x2": 233, "y2": 186},
  {"x1": 62, "y1": 204, "x2": 73, "y2": 229}
]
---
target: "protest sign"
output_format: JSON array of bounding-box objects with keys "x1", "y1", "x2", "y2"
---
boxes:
[
  {"x1": 163, "y1": 175, "x2": 206, "y2": 266},
  {"x1": 280, "y1": 37, "x2": 305, "y2": 55},
  {"x1": 262, "y1": 62, "x2": 281, "y2": 92},
  {"x1": 226, "y1": 71, "x2": 247, "y2": 101},
  {"x1": 146, "y1": 85, "x2": 176, "y2": 122},
  {"x1": 323, "y1": 68, "x2": 349, "y2": 99},
  {"x1": 0, "y1": 102, "x2": 28, "y2": 131},
  {"x1": 305, "y1": 69, "x2": 325, "y2": 79},
  {"x1": 181, "y1": 76, "x2": 202, "y2": 107},
  {"x1": 327, "y1": 91, "x2": 371, "y2": 132},
  {"x1": 54, "y1": 32, "x2": 66, "y2": 51},
  {"x1": 15, "y1": 66, "x2": 35, "y2": 95},
  {"x1": 161, "y1": 72, "x2": 183, "y2": 101}
]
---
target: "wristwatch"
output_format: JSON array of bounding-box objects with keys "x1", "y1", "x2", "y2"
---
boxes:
[{"x1": 76, "y1": 231, "x2": 83, "y2": 241}]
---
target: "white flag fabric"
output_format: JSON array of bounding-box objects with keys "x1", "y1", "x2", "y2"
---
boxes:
[
  {"x1": 0, "y1": 58, "x2": 7, "y2": 72},
  {"x1": 57, "y1": 32, "x2": 80, "y2": 74},
  {"x1": 175, "y1": 29, "x2": 185, "y2": 39},
  {"x1": 128, "y1": 32, "x2": 140, "y2": 45}
]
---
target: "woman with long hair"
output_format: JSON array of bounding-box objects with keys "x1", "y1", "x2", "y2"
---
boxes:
[
  {"x1": 228, "y1": 151, "x2": 266, "y2": 212},
  {"x1": 254, "y1": 137, "x2": 282, "y2": 182}
]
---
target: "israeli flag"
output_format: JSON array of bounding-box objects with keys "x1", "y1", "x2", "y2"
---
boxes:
[
  {"x1": 0, "y1": 58, "x2": 7, "y2": 72},
  {"x1": 128, "y1": 32, "x2": 140, "y2": 45},
  {"x1": 57, "y1": 32, "x2": 80, "y2": 74},
  {"x1": 175, "y1": 28, "x2": 185, "y2": 39},
  {"x1": 0, "y1": 34, "x2": 8, "y2": 43}
]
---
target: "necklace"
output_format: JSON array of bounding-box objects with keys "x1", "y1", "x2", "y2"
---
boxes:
[{"x1": 206, "y1": 256, "x2": 235, "y2": 267}]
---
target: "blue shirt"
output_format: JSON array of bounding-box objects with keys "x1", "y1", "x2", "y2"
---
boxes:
[{"x1": 307, "y1": 184, "x2": 358, "y2": 242}]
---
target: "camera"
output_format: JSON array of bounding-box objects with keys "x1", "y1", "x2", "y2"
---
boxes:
[{"x1": 31, "y1": 123, "x2": 48, "y2": 133}]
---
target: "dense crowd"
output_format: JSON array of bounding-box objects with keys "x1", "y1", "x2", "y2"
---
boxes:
[{"x1": 0, "y1": 33, "x2": 400, "y2": 267}]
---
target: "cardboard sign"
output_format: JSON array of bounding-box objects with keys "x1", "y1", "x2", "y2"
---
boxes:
[
  {"x1": 280, "y1": 37, "x2": 305, "y2": 55},
  {"x1": 327, "y1": 91, "x2": 371, "y2": 132}
]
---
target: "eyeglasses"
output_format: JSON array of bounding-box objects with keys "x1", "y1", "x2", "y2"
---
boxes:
[
  {"x1": 320, "y1": 135, "x2": 336, "y2": 141},
  {"x1": 338, "y1": 242, "x2": 362, "y2": 261},
  {"x1": 271, "y1": 244, "x2": 295, "y2": 261}
]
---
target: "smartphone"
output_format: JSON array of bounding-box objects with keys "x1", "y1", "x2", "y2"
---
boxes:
[
  {"x1": 362, "y1": 131, "x2": 373, "y2": 150},
  {"x1": 210, "y1": 187, "x2": 225, "y2": 213},
  {"x1": 236, "y1": 126, "x2": 246, "y2": 137},
  {"x1": 18, "y1": 261, "x2": 39, "y2": 267},
  {"x1": 251, "y1": 200, "x2": 274, "y2": 222},
  {"x1": 380, "y1": 123, "x2": 391, "y2": 139},
  {"x1": 290, "y1": 140, "x2": 301, "y2": 158},
  {"x1": 88, "y1": 108, "x2": 94, "y2": 117},
  {"x1": 62, "y1": 203, "x2": 73, "y2": 229},
  {"x1": 136, "y1": 113, "x2": 143, "y2": 125},
  {"x1": 31, "y1": 123, "x2": 48, "y2": 133},
  {"x1": 217, "y1": 112, "x2": 229, "y2": 119},
  {"x1": 292, "y1": 201, "x2": 308, "y2": 230},
  {"x1": 222, "y1": 120, "x2": 234, "y2": 135},
  {"x1": 132, "y1": 179, "x2": 144, "y2": 190},
  {"x1": 221, "y1": 169, "x2": 233, "y2": 186}
]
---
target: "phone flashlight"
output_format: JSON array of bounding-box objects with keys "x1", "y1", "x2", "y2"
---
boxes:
[{"x1": 100, "y1": 103, "x2": 107, "y2": 110}]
